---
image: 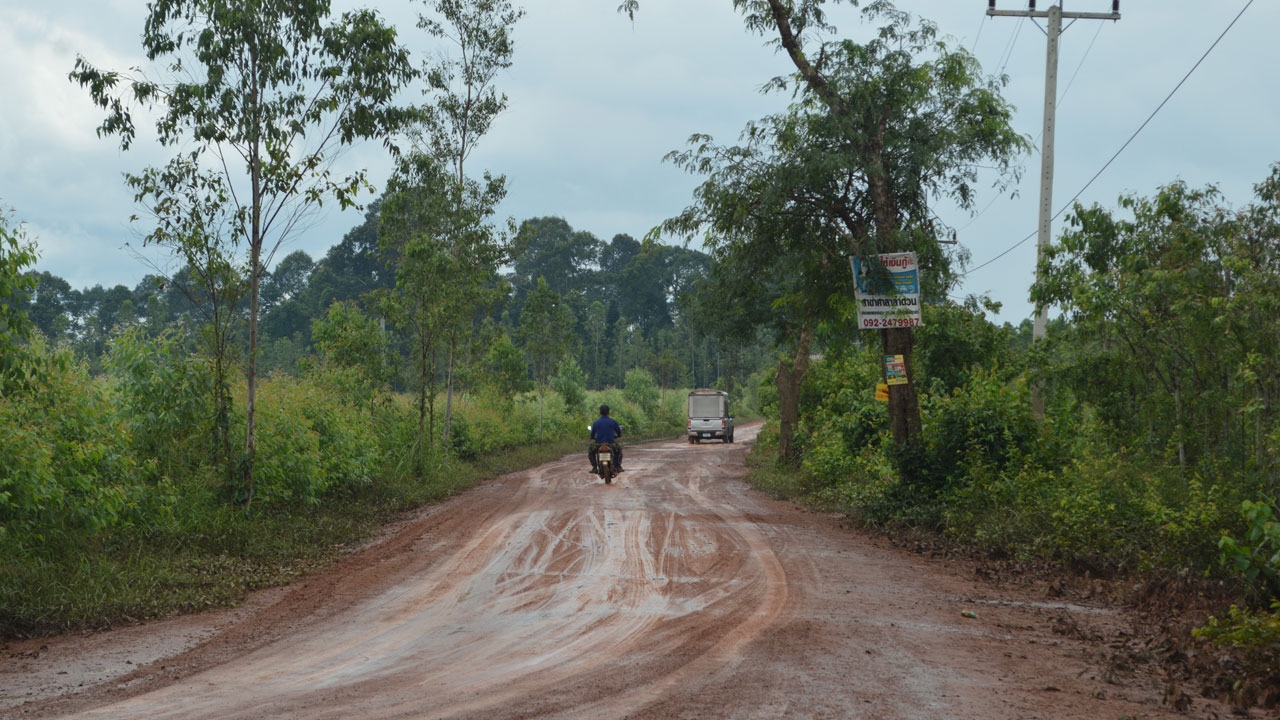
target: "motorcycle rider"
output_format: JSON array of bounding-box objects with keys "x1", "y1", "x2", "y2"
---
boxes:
[{"x1": 588, "y1": 404, "x2": 624, "y2": 475}]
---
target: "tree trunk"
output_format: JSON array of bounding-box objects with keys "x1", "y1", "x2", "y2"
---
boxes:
[
  {"x1": 882, "y1": 327, "x2": 922, "y2": 445},
  {"x1": 242, "y1": 147, "x2": 263, "y2": 506},
  {"x1": 416, "y1": 331, "x2": 434, "y2": 476},
  {"x1": 774, "y1": 327, "x2": 813, "y2": 466},
  {"x1": 443, "y1": 330, "x2": 455, "y2": 445}
]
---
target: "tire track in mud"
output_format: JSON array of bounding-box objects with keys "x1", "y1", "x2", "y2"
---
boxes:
[{"x1": 60, "y1": 427, "x2": 784, "y2": 719}]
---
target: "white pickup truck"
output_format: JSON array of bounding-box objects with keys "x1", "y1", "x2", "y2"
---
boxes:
[{"x1": 687, "y1": 390, "x2": 734, "y2": 444}]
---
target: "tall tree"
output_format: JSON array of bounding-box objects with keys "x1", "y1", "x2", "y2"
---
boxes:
[
  {"x1": 757, "y1": 0, "x2": 1025, "y2": 451},
  {"x1": 508, "y1": 217, "x2": 602, "y2": 312},
  {"x1": 518, "y1": 277, "x2": 576, "y2": 435},
  {"x1": 663, "y1": 0, "x2": 1025, "y2": 460},
  {"x1": 71, "y1": 0, "x2": 416, "y2": 503},
  {"x1": 260, "y1": 251, "x2": 314, "y2": 315},
  {"x1": 19, "y1": 271, "x2": 73, "y2": 342},
  {"x1": 306, "y1": 200, "x2": 395, "y2": 311},
  {"x1": 412, "y1": 0, "x2": 522, "y2": 444},
  {"x1": 379, "y1": 152, "x2": 505, "y2": 468}
]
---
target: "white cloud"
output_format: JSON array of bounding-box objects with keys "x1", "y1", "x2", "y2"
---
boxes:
[{"x1": 2, "y1": 0, "x2": 1278, "y2": 323}]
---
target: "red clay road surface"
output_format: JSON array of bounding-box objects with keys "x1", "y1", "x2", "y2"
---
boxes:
[{"x1": 2, "y1": 424, "x2": 1246, "y2": 719}]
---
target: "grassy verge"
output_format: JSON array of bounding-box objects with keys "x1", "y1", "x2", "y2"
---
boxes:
[{"x1": 0, "y1": 423, "x2": 684, "y2": 640}]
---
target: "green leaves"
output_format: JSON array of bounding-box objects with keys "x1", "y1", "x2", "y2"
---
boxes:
[
  {"x1": 1035, "y1": 170, "x2": 1280, "y2": 470},
  {"x1": 0, "y1": 207, "x2": 37, "y2": 341},
  {"x1": 1218, "y1": 499, "x2": 1280, "y2": 601}
]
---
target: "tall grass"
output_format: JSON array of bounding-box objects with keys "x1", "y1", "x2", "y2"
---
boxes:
[{"x1": 0, "y1": 334, "x2": 689, "y2": 638}]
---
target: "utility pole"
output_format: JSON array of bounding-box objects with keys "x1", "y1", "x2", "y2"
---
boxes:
[{"x1": 987, "y1": 0, "x2": 1120, "y2": 416}]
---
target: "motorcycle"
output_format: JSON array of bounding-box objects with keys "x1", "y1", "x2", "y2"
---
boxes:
[
  {"x1": 597, "y1": 443, "x2": 616, "y2": 484},
  {"x1": 588, "y1": 423, "x2": 622, "y2": 484}
]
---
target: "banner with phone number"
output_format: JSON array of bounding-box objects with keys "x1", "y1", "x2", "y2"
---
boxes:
[{"x1": 851, "y1": 252, "x2": 922, "y2": 330}]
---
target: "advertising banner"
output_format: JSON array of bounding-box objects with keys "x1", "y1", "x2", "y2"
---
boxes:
[{"x1": 851, "y1": 252, "x2": 922, "y2": 330}]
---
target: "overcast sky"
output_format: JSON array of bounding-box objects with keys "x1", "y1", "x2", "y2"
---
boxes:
[{"x1": 1, "y1": 0, "x2": 1274, "y2": 322}]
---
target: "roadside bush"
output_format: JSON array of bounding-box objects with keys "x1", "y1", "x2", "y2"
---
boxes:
[
  {"x1": 1217, "y1": 499, "x2": 1280, "y2": 602},
  {"x1": 869, "y1": 370, "x2": 1038, "y2": 527},
  {"x1": 623, "y1": 368, "x2": 660, "y2": 416},
  {"x1": 919, "y1": 371, "x2": 1037, "y2": 496},
  {"x1": 238, "y1": 370, "x2": 381, "y2": 505},
  {"x1": 959, "y1": 437, "x2": 1227, "y2": 574},
  {"x1": 589, "y1": 387, "x2": 643, "y2": 434},
  {"x1": 798, "y1": 349, "x2": 888, "y2": 490},
  {"x1": 446, "y1": 393, "x2": 523, "y2": 458},
  {"x1": 0, "y1": 338, "x2": 171, "y2": 548},
  {"x1": 552, "y1": 358, "x2": 588, "y2": 412},
  {"x1": 1194, "y1": 501, "x2": 1280, "y2": 705},
  {"x1": 809, "y1": 436, "x2": 900, "y2": 524},
  {"x1": 656, "y1": 389, "x2": 687, "y2": 431},
  {"x1": 105, "y1": 327, "x2": 215, "y2": 481}
]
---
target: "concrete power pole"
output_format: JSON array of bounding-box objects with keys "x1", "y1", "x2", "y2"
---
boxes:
[{"x1": 987, "y1": 1, "x2": 1120, "y2": 416}]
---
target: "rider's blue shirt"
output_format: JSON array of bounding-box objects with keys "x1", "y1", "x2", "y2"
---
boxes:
[{"x1": 591, "y1": 416, "x2": 622, "y2": 444}]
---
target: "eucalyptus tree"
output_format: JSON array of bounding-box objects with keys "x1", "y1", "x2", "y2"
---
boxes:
[
  {"x1": 518, "y1": 277, "x2": 577, "y2": 435},
  {"x1": 406, "y1": 0, "x2": 523, "y2": 444},
  {"x1": 71, "y1": 0, "x2": 417, "y2": 503},
  {"x1": 379, "y1": 152, "x2": 505, "y2": 468},
  {"x1": 122, "y1": 165, "x2": 264, "y2": 480},
  {"x1": 583, "y1": 300, "x2": 609, "y2": 387}
]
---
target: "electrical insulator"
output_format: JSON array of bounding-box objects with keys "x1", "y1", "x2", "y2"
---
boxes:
[
  {"x1": 1112, "y1": 0, "x2": 1120, "y2": 13},
  {"x1": 1028, "y1": 0, "x2": 1035, "y2": 9},
  {"x1": 989, "y1": 0, "x2": 996, "y2": 8}
]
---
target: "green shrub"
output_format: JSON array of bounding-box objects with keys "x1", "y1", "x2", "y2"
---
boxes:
[
  {"x1": 623, "y1": 368, "x2": 660, "y2": 416},
  {"x1": 552, "y1": 358, "x2": 587, "y2": 412},
  {"x1": 0, "y1": 339, "x2": 171, "y2": 548},
  {"x1": 798, "y1": 350, "x2": 889, "y2": 490},
  {"x1": 1218, "y1": 499, "x2": 1280, "y2": 601},
  {"x1": 920, "y1": 371, "x2": 1037, "y2": 495},
  {"x1": 1196, "y1": 600, "x2": 1280, "y2": 645},
  {"x1": 105, "y1": 327, "x2": 216, "y2": 480},
  {"x1": 237, "y1": 371, "x2": 382, "y2": 505}
]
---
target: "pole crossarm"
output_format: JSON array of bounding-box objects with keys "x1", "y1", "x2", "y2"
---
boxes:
[{"x1": 987, "y1": 10, "x2": 1120, "y2": 20}]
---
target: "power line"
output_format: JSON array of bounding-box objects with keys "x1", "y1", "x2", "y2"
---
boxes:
[
  {"x1": 970, "y1": 13, "x2": 987, "y2": 53},
  {"x1": 1059, "y1": 21, "x2": 1105, "y2": 106},
  {"x1": 957, "y1": 18, "x2": 1106, "y2": 235},
  {"x1": 1054, "y1": 0, "x2": 1254, "y2": 216},
  {"x1": 962, "y1": 0, "x2": 1254, "y2": 279},
  {"x1": 996, "y1": 16, "x2": 1024, "y2": 75}
]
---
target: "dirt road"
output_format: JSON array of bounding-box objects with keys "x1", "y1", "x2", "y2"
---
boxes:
[{"x1": 3, "y1": 425, "x2": 1244, "y2": 718}]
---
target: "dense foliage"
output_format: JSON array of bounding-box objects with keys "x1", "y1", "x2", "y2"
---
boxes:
[{"x1": 745, "y1": 170, "x2": 1280, "y2": 702}]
